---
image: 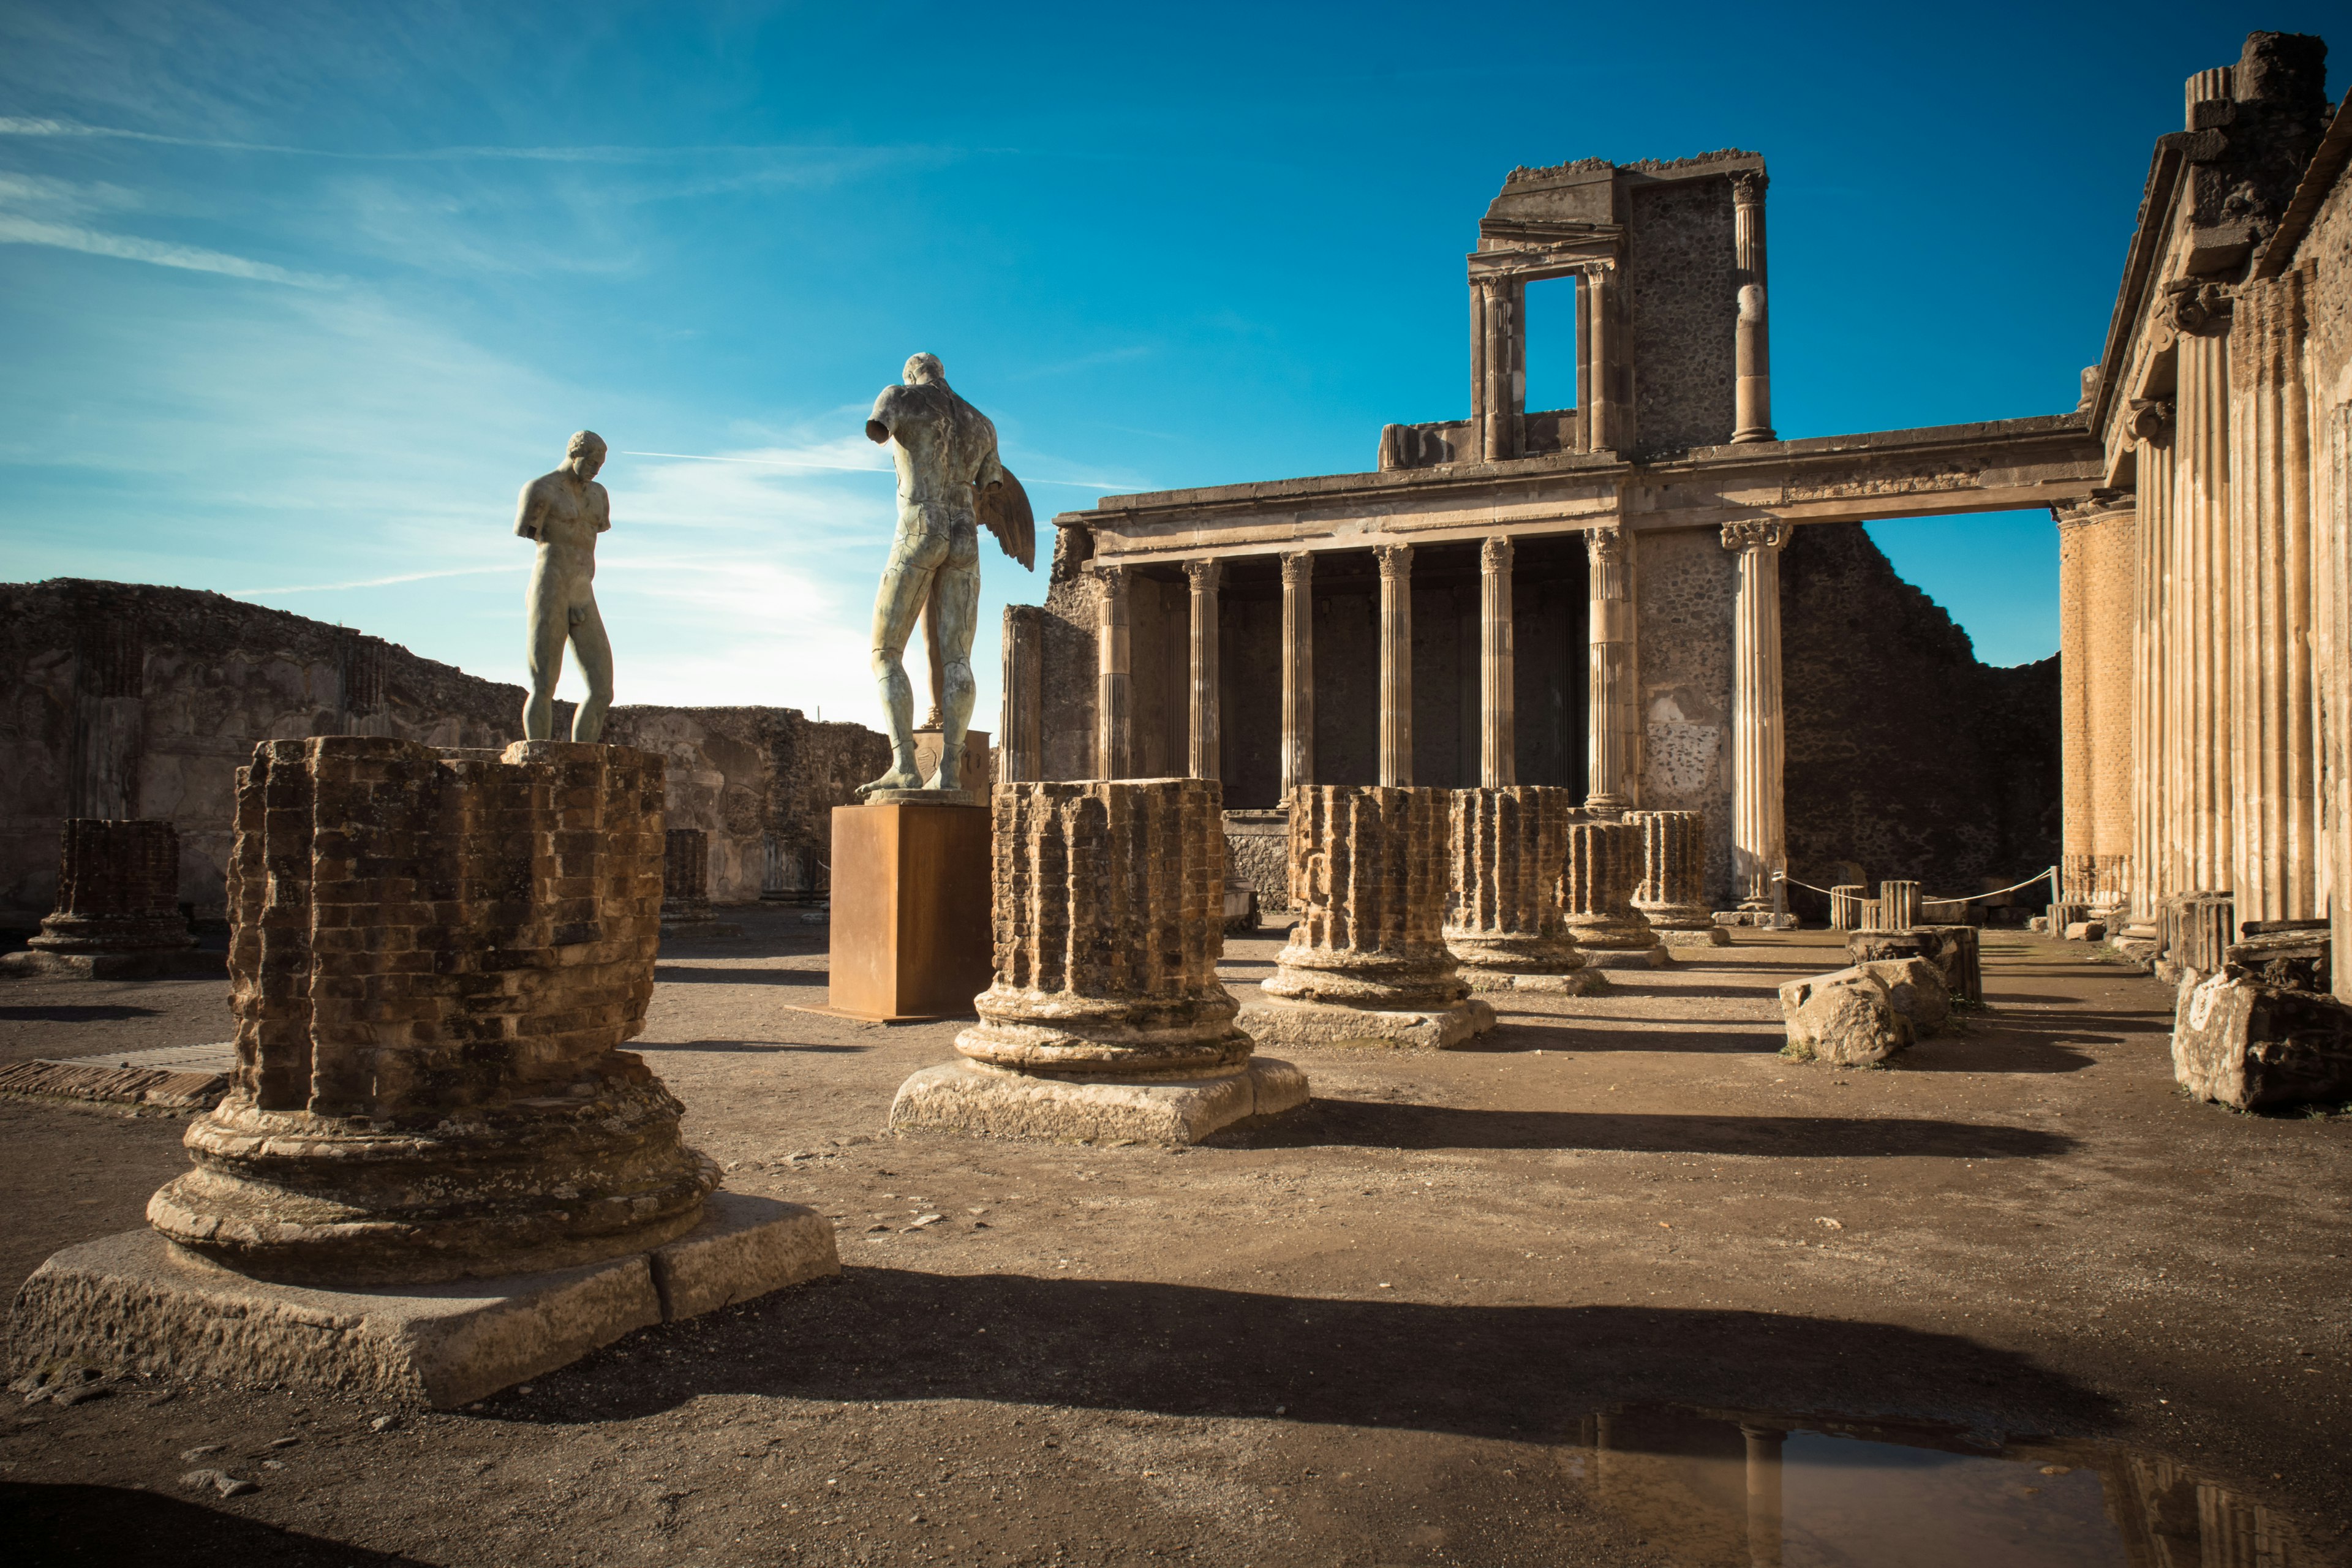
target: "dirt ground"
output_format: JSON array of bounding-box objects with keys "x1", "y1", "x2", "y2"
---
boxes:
[{"x1": 1, "y1": 911, "x2": 2346, "y2": 1567}]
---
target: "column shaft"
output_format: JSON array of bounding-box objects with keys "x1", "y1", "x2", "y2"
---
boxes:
[
  {"x1": 2228, "y1": 271, "x2": 2317, "y2": 922},
  {"x1": 1731, "y1": 171, "x2": 1774, "y2": 443},
  {"x1": 1723, "y1": 520, "x2": 1789, "y2": 912},
  {"x1": 1280, "y1": 551, "x2": 1315, "y2": 800},
  {"x1": 1377, "y1": 544, "x2": 1414, "y2": 787},
  {"x1": 1095, "y1": 565, "x2": 1131, "y2": 781},
  {"x1": 1001, "y1": 605, "x2": 1042, "y2": 784},
  {"x1": 1585, "y1": 526, "x2": 1637, "y2": 814},
  {"x1": 1480, "y1": 537, "x2": 1515, "y2": 787},
  {"x1": 1185, "y1": 559, "x2": 1223, "y2": 783},
  {"x1": 2132, "y1": 415, "x2": 2176, "y2": 923},
  {"x1": 2176, "y1": 325, "x2": 2234, "y2": 895}
]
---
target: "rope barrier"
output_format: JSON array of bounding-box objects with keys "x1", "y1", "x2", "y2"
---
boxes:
[{"x1": 1773, "y1": 866, "x2": 2059, "y2": 905}]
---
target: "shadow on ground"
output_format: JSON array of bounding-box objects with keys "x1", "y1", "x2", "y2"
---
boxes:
[
  {"x1": 651, "y1": 965, "x2": 826, "y2": 987},
  {"x1": 500, "y1": 1270, "x2": 2116, "y2": 1443},
  {"x1": 6, "y1": 1483, "x2": 431, "y2": 1567},
  {"x1": 1212, "y1": 1099, "x2": 2075, "y2": 1157}
]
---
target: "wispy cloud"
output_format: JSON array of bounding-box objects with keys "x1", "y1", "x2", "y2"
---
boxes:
[
  {"x1": 0, "y1": 115, "x2": 946, "y2": 169},
  {"x1": 0, "y1": 212, "x2": 331, "y2": 285},
  {"x1": 230, "y1": 564, "x2": 514, "y2": 595}
]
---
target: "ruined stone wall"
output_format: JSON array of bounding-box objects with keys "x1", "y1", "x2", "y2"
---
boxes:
[
  {"x1": 1778, "y1": 524, "x2": 2061, "y2": 911},
  {"x1": 0, "y1": 578, "x2": 884, "y2": 922},
  {"x1": 1038, "y1": 575, "x2": 1098, "y2": 782},
  {"x1": 600, "y1": 706, "x2": 889, "y2": 905},
  {"x1": 1627, "y1": 177, "x2": 1738, "y2": 459},
  {"x1": 1633, "y1": 526, "x2": 1737, "y2": 906}
]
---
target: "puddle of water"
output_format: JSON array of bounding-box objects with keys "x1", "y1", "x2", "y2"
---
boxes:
[{"x1": 1562, "y1": 1406, "x2": 2313, "y2": 1567}]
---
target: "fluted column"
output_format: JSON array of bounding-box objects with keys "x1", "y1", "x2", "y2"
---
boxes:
[
  {"x1": 2171, "y1": 287, "x2": 2234, "y2": 901},
  {"x1": 1562, "y1": 819, "x2": 1665, "y2": 968},
  {"x1": 2328, "y1": 399, "x2": 2352, "y2": 1003},
  {"x1": 1479, "y1": 537, "x2": 1515, "y2": 787},
  {"x1": 1248, "y1": 785, "x2": 1494, "y2": 1049},
  {"x1": 1445, "y1": 785, "x2": 1594, "y2": 991},
  {"x1": 1000, "y1": 605, "x2": 1042, "y2": 783},
  {"x1": 2056, "y1": 495, "x2": 2139, "y2": 910},
  {"x1": 1376, "y1": 543, "x2": 1414, "y2": 786},
  {"x1": 1730, "y1": 170, "x2": 1774, "y2": 444},
  {"x1": 1585, "y1": 526, "x2": 1638, "y2": 815},
  {"x1": 2228, "y1": 270, "x2": 2316, "y2": 924},
  {"x1": 20, "y1": 818, "x2": 194, "y2": 970},
  {"x1": 1095, "y1": 564, "x2": 1131, "y2": 781},
  {"x1": 1722, "y1": 519, "x2": 1790, "y2": 915},
  {"x1": 2130, "y1": 401, "x2": 2176, "y2": 924},
  {"x1": 1280, "y1": 551, "x2": 1315, "y2": 801},
  {"x1": 1629, "y1": 809, "x2": 1726, "y2": 947},
  {"x1": 1474, "y1": 280, "x2": 1523, "y2": 462},
  {"x1": 1581, "y1": 265, "x2": 1621, "y2": 453},
  {"x1": 1185, "y1": 559, "x2": 1223, "y2": 783}
]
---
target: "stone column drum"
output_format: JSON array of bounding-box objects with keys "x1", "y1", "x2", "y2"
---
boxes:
[
  {"x1": 1829, "y1": 885, "x2": 1866, "y2": 932},
  {"x1": 1879, "y1": 881, "x2": 1921, "y2": 932},
  {"x1": 891, "y1": 778, "x2": 1307, "y2": 1144},
  {"x1": 662, "y1": 827, "x2": 712, "y2": 925},
  {"x1": 1246, "y1": 786, "x2": 1496, "y2": 1049},
  {"x1": 1561, "y1": 820, "x2": 1668, "y2": 969},
  {"x1": 4, "y1": 818, "x2": 195, "y2": 979},
  {"x1": 1445, "y1": 786, "x2": 1599, "y2": 994},
  {"x1": 1628, "y1": 809, "x2": 1728, "y2": 948},
  {"x1": 11, "y1": 736, "x2": 840, "y2": 1409}
]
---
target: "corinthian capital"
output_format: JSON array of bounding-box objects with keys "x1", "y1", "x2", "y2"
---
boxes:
[
  {"x1": 1730, "y1": 169, "x2": 1769, "y2": 203},
  {"x1": 1719, "y1": 518, "x2": 1790, "y2": 552},
  {"x1": 1584, "y1": 526, "x2": 1624, "y2": 566},
  {"x1": 1373, "y1": 542, "x2": 1414, "y2": 580},
  {"x1": 1183, "y1": 558, "x2": 1223, "y2": 594},
  {"x1": 1480, "y1": 535, "x2": 1513, "y2": 573},
  {"x1": 1278, "y1": 550, "x2": 1313, "y2": 587},
  {"x1": 1094, "y1": 562, "x2": 1131, "y2": 595}
]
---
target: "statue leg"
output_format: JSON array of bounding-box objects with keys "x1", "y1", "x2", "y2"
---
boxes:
[
  {"x1": 568, "y1": 598, "x2": 614, "y2": 743},
  {"x1": 925, "y1": 527, "x2": 982, "y2": 792},
  {"x1": 858, "y1": 524, "x2": 946, "y2": 796},
  {"x1": 522, "y1": 582, "x2": 570, "y2": 741}
]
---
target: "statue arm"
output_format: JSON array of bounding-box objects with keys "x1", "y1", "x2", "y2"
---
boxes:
[
  {"x1": 513, "y1": 480, "x2": 544, "y2": 541},
  {"x1": 976, "y1": 447, "x2": 1008, "y2": 491},
  {"x1": 592, "y1": 481, "x2": 612, "y2": 533},
  {"x1": 866, "y1": 385, "x2": 905, "y2": 446}
]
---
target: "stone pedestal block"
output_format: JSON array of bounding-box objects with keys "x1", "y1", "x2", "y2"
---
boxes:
[
  {"x1": 1444, "y1": 787, "x2": 1600, "y2": 993},
  {"x1": 2174, "y1": 971, "x2": 2352, "y2": 1111},
  {"x1": 141, "y1": 737, "x2": 725, "y2": 1287},
  {"x1": 1247, "y1": 786, "x2": 1494, "y2": 1049},
  {"x1": 1877, "y1": 881, "x2": 1921, "y2": 932},
  {"x1": 1561, "y1": 820, "x2": 1668, "y2": 970},
  {"x1": 2, "y1": 819, "x2": 195, "y2": 980},
  {"x1": 9, "y1": 1194, "x2": 836, "y2": 1410},
  {"x1": 890, "y1": 779, "x2": 1306, "y2": 1144},
  {"x1": 1627, "y1": 809, "x2": 1728, "y2": 947},
  {"x1": 827, "y1": 801, "x2": 993, "y2": 1020},
  {"x1": 1847, "y1": 925, "x2": 1981, "y2": 1008},
  {"x1": 1828, "y1": 885, "x2": 1866, "y2": 933}
]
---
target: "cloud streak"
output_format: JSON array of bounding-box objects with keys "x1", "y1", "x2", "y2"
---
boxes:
[
  {"x1": 0, "y1": 212, "x2": 332, "y2": 286},
  {"x1": 0, "y1": 115, "x2": 951, "y2": 168}
]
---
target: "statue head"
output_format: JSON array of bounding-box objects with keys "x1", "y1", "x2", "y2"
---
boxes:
[
  {"x1": 902, "y1": 353, "x2": 944, "y2": 386},
  {"x1": 565, "y1": 429, "x2": 607, "y2": 480}
]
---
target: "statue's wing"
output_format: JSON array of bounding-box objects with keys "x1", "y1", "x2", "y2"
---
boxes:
[{"x1": 978, "y1": 469, "x2": 1036, "y2": 570}]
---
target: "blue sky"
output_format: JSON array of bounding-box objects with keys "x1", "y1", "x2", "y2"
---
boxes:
[{"x1": 1, "y1": 2, "x2": 2341, "y2": 733}]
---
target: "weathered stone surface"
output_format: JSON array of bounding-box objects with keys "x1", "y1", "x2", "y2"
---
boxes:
[
  {"x1": 1252, "y1": 786, "x2": 1494, "y2": 1046},
  {"x1": 2, "y1": 818, "x2": 197, "y2": 980},
  {"x1": 1828, "y1": 884, "x2": 1866, "y2": 932},
  {"x1": 1778, "y1": 966, "x2": 1912, "y2": 1066},
  {"x1": 658, "y1": 828, "x2": 742, "y2": 940},
  {"x1": 1857, "y1": 956, "x2": 1950, "y2": 1038},
  {"x1": 1850, "y1": 924, "x2": 1982, "y2": 1007},
  {"x1": 1877, "y1": 880, "x2": 1921, "y2": 931},
  {"x1": 8, "y1": 1194, "x2": 833, "y2": 1409},
  {"x1": 1628, "y1": 809, "x2": 1726, "y2": 946},
  {"x1": 145, "y1": 736, "x2": 718, "y2": 1286},
  {"x1": 1561, "y1": 820, "x2": 1669, "y2": 968},
  {"x1": 895, "y1": 778, "x2": 1307, "y2": 1144},
  {"x1": 1446, "y1": 787, "x2": 1596, "y2": 989},
  {"x1": 2223, "y1": 924, "x2": 2331, "y2": 994},
  {"x1": 2157, "y1": 892, "x2": 2236, "y2": 986},
  {"x1": 1221, "y1": 809, "x2": 1291, "y2": 915},
  {"x1": 2174, "y1": 971, "x2": 2352, "y2": 1110},
  {"x1": 889, "y1": 1058, "x2": 1308, "y2": 1145}
]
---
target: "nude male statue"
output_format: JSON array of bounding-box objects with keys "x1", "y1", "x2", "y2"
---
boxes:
[
  {"x1": 857, "y1": 354, "x2": 1032, "y2": 797},
  {"x1": 514, "y1": 430, "x2": 615, "y2": 742}
]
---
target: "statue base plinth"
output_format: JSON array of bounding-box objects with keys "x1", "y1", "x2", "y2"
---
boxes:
[
  {"x1": 860, "y1": 789, "x2": 978, "y2": 807},
  {"x1": 826, "y1": 802, "x2": 992, "y2": 1021}
]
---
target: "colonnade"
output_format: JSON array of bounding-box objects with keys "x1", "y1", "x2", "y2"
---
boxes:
[{"x1": 1061, "y1": 519, "x2": 1795, "y2": 916}]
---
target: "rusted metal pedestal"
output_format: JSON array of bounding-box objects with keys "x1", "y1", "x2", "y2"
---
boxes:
[{"x1": 825, "y1": 800, "x2": 992, "y2": 1022}]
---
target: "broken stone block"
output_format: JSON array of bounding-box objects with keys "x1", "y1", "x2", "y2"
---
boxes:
[
  {"x1": 1778, "y1": 966, "x2": 1913, "y2": 1066},
  {"x1": 1856, "y1": 956, "x2": 1950, "y2": 1038},
  {"x1": 2173, "y1": 970, "x2": 2352, "y2": 1111},
  {"x1": 1848, "y1": 924, "x2": 1981, "y2": 1006},
  {"x1": 2064, "y1": 920, "x2": 2107, "y2": 942},
  {"x1": 2156, "y1": 891, "x2": 2234, "y2": 986},
  {"x1": 2225, "y1": 921, "x2": 2331, "y2": 995}
]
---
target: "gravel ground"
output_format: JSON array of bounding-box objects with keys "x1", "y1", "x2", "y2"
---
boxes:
[{"x1": 1, "y1": 913, "x2": 2346, "y2": 1566}]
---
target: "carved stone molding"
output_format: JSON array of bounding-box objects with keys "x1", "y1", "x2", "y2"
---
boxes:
[
  {"x1": 1719, "y1": 519, "x2": 1790, "y2": 552},
  {"x1": 1374, "y1": 543, "x2": 1414, "y2": 579},
  {"x1": 1584, "y1": 526, "x2": 1625, "y2": 567},
  {"x1": 1480, "y1": 535, "x2": 1513, "y2": 573},
  {"x1": 1183, "y1": 559, "x2": 1223, "y2": 593},
  {"x1": 1278, "y1": 550, "x2": 1313, "y2": 586},
  {"x1": 2128, "y1": 398, "x2": 2175, "y2": 444},
  {"x1": 2165, "y1": 281, "x2": 2236, "y2": 337},
  {"x1": 1730, "y1": 169, "x2": 1770, "y2": 203}
]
